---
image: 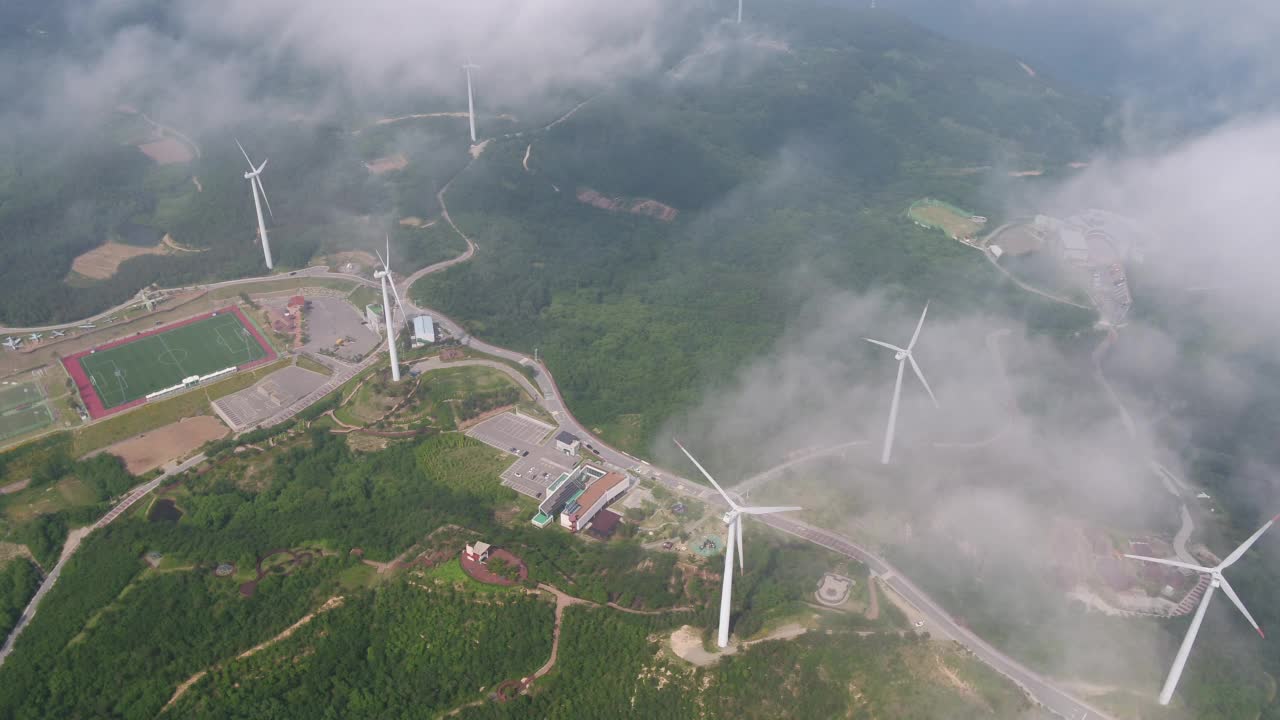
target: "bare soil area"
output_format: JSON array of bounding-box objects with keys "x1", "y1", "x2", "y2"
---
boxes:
[
  {"x1": 365, "y1": 153, "x2": 409, "y2": 175},
  {"x1": 71, "y1": 241, "x2": 171, "y2": 280},
  {"x1": 106, "y1": 416, "x2": 228, "y2": 474},
  {"x1": 162, "y1": 234, "x2": 203, "y2": 253},
  {"x1": 576, "y1": 188, "x2": 678, "y2": 222},
  {"x1": 137, "y1": 137, "x2": 194, "y2": 165}
]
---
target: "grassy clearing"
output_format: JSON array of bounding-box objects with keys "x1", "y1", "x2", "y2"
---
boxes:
[
  {"x1": 0, "y1": 405, "x2": 54, "y2": 443},
  {"x1": 0, "y1": 383, "x2": 42, "y2": 414},
  {"x1": 419, "y1": 558, "x2": 520, "y2": 595},
  {"x1": 346, "y1": 285, "x2": 381, "y2": 311},
  {"x1": 207, "y1": 277, "x2": 357, "y2": 302},
  {"x1": 294, "y1": 355, "x2": 333, "y2": 377},
  {"x1": 415, "y1": 434, "x2": 514, "y2": 504},
  {"x1": 337, "y1": 563, "x2": 379, "y2": 590},
  {"x1": 71, "y1": 358, "x2": 289, "y2": 455},
  {"x1": 2, "y1": 477, "x2": 97, "y2": 523},
  {"x1": 907, "y1": 198, "x2": 983, "y2": 240}
]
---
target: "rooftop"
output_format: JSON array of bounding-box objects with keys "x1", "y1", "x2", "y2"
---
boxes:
[
  {"x1": 556, "y1": 430, "x2": 580, "y2": 444},
  {"x1": 570, "y1": 472, "x2": 628, "y2": 516}
]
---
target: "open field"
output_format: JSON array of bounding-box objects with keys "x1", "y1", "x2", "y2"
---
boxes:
[
  {"x1": 908, "y1": 198, "x2": 984, "y2": 240},
  {"x1": 0, "y1": 406, "x2": 54, "y2": 443},
  {"x1": 71, "y1": 357, "x2": 289, "y2": 456},
  {"x1": 104, "y1": 415, "x2": 228, "y2": 474},
  {"x1": 69, "y1": 241, "x2": 171, "y2": 280},
  {"x1": 2, "y1": 476, "x2": 97, "y2": 523},
  {"x1": 137, "y1": 137, "x2": 194, "y2": 165},
  {"x1": 206, "y1": 277, "x2": 358, "y2": 302},
  {"x1": 68, "y1": 308, "x2": 272, "y2": 416},
  {"x1": 0, "y1": 384, "x2": 42, "y2": 414}
]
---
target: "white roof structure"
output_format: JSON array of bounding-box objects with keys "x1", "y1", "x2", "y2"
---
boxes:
[{"x1": 413, "y1": 315, "x2": 436, "y2": 343}]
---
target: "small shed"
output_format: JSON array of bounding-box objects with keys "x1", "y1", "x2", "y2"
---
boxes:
[{"x1": 465, "y1": 541, "x2": 491, "y2": 564}]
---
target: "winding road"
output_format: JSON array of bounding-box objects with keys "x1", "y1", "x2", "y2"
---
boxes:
[{"x1": 0, "y1": 102, "x2": 1120, "y2": 720}]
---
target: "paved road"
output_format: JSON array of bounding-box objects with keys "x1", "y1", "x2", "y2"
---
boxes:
[{"x1": 0, "y1": 452, "x2": 207, "y2": 667}]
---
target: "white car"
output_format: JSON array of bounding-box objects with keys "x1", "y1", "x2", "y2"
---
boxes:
[
  {"x1": 913, "y1": 620, "x2": 925, "y2": 628},
  {"x1": 514, "y1": 471, "x2": 522, "y2": 478}
]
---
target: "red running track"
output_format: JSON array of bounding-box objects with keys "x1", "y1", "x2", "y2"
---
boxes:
[{"x1": 61, "y1": 305, "x2": 277, "y2": 421}]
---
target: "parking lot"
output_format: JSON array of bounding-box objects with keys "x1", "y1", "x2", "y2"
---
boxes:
[{"x1": 466, "y1": 412, "x2": 575, "y2": 498}]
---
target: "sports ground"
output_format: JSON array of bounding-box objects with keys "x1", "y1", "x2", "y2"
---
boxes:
[
  {"x1": 0, "y1": 382, "x2": 53, "y2": 442},
  {"x1": 62, "y1": 306, "x2": 275, "y2": 420}
]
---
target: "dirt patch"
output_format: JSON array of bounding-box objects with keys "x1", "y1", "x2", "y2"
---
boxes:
[
  {"x1": 137, "y1": 137, "x2": 194, "y2": 165},
  {"x1": 0, "y1": 479, "x2": 31, "y2": 495},
  {"x1": 0, "y1": 542, "x2": 37, "y2": 569},
  {"x1": 70, "y1": 241, "x2": 171, "y2": 280},
  {"x1": 935, "y1": 655, "x2": 977, "y2": 697},
  {"x1": 105, "y1": 416, "x2": 228, "y2": 475},
  {"x1": 576, "y1": 188, "x2": 678, "y2": 222},
  {"x1": 317, "y1": 250, "x2": 378, "y2": 274},
  {"x1": 670, "y1": 625, "x2": 723, "y2": 666},
  {"x1": 470, "y1": 139, "x2": 491, "y2": 159},
  {"x1": 460, "y1": 548, "x2": 527, "y2": 586},
  {"x1": 162, "y1": 234, "x2": 203, "y2": 253},
  {"x1": 398, "y1": 216, "x2": 435, "y2": 228},
  {"x1": 365, "y1": 153, "x2": 409, "y2": 175}
]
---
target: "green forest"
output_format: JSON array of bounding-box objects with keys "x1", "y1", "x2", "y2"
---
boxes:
[{"x1": 411, "y1": 4, "x2": 1105, "y2": 453}]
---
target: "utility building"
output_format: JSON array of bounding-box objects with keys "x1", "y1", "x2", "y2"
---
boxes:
[
  {"x1": 555, "y1": 431, "x2": 581, "y2": 455},
  {"x1": 413, "y1": 315, "x2": 436, "y2": 344},
  {"x1": 533, "y1": 472, "x2": 585, "y2": 528}
]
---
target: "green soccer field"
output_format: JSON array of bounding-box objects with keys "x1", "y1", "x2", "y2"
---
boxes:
[
  {"x1": 0, "y1": 405, "x2": 53, "y2": 441},
  {"x1": 0, "y1": 383, "x2": 42, "y2": 414},
  {"x1": 79, "y1": 313, "x2": 268, "y2": 409}
]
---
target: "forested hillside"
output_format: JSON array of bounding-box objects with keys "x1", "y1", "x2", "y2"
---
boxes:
[{"x1": 413, "y1": 1, "x2": 1107, "y2": 453}]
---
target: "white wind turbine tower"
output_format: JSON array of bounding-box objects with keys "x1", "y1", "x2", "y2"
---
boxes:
[
  {"x1": 737, "y1": 0, "x2": 743, "y2": 23},
  {"x1": 236, "y1": 139, "x2": 275, "y2": 270},
  {"x1": 675, "y1": 439, "x2": 800, "y2": 648},
  {"x1": 1126, "y1": 512, "x2": 1278, "y2": 706},
  {"x1": 865, "y1": 302, "x2": 938, "y2": 464},
  {"x1": 374, "y1": 235, "x2": 409, "y2": 382},
  {"x1": 463, "y1": 62, "x2": 480, "y2": 144}
]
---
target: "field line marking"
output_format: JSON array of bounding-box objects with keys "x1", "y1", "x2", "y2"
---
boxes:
[{"x1": 156, "y1": 332, "x2": 193, "y2": 380}]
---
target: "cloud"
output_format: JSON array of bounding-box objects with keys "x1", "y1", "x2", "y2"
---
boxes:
[{"x1": 2, "y1": 0, "x2": 699, "y2": 138}]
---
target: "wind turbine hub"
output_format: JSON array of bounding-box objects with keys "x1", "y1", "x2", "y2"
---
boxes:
[
  {"x1": 895, "y1": 351, "x2": 907, "y2": 361},
  {"x1": 722, "y1": 510, "x2": 738, "y2": 525}
]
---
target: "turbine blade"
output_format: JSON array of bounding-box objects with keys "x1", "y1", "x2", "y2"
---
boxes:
[
  {"x1": 740, "y1": 505, "x2": 802, "y2": 515},
  {"x1": 255, "y1": 175, "x2": 275, "y2": 222},
  {"x1": 673, "y1": 439, "x2": 737, "y2": 509},
  {"x1": 736, "y1": 516, "x2": 744, "y2": 572},
  {"x1": 385, "y1": 234, "x2": 392, "y2": 271},
  {"x1": 1123, "y1": 554, "x2": 1211, "y2": 574},
  {"x1": 907, "y1": 355, "x2": 939, "y2": 408},
  {"x1": 865, "y1": 338, "x2": 905, "y2": 354},
  {"x1": 1218, "y1": 578, "x2": 1265, "y2": 638},
  {"x1": 1218, "y1": 513, "x2": 1280, "y2": 570},
  {"x1": 256, "y1": 158, "x2": 268, "y2": 174},
  {"x1": 375, "y1": 248, "x2": 387, "y2": 270},
  {"x1": 388, "y1": 275, "x2": 409, "y2": 322},
  {"x1": 908, "y1": 302, "x2": 930, "y2": 351},
  {"x1": 235, "y1": 138, "x2": 253, "y2": 167}
]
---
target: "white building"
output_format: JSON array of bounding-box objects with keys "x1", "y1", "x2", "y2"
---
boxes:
[
  {"x1": 555, "y1": 431, "x2": 581, "y2": 455},
  {"x1": 465, "y1": 541, "x2": 491, "y2": 563},
  {"x1": 1056, "y1": 227, "x2": 1091, "y2": 265},
  {"x1": 560, "y1": 471, "x2": 630, "y2": 532},
  {"x1": 413, "y1": 315, "x2": 436, "y2": 343}
]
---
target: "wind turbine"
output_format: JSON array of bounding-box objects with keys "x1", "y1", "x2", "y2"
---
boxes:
[
  {"x1": 463, "y1": 62, "x2": 479, "y2": 144},
  {"x1": 865, "y1": 302, "x2": 938, "y2": 464},
  {"x1": 1125, "y1": 513, "x2": 1278, "y2": 706},
  {"x1": 674, "y1": 439, "x2": 800, "y2": 648},
  {"x1": 737, "y1": 0, "x2": 743, "y2": 23},
  {"x1": 374, "y1": 235, "x2": 409, "y2": 382},
  {"x1": 236, "y1": 139, "x2": 275, "y2": 270}
]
